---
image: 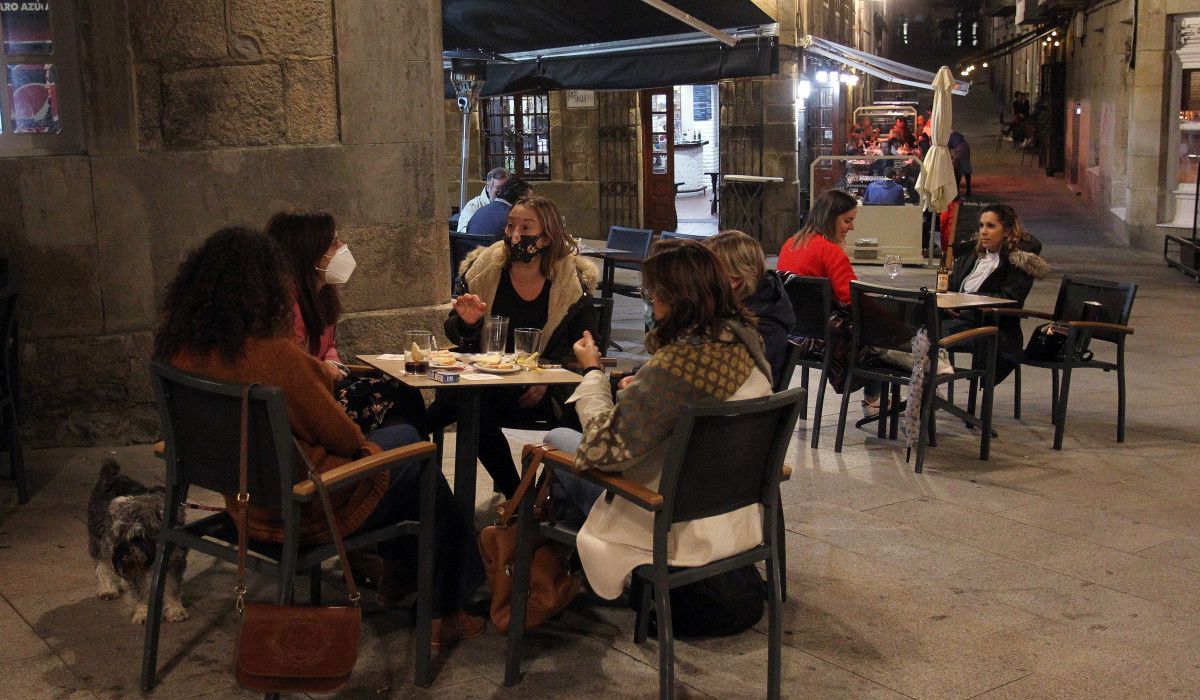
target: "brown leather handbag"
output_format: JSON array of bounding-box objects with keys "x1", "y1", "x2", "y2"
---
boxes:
[
  {"x1": 479, "y1": 444, "x2": 582, "y2": 634},
  {"x1": 231, "y1": 385, "x2": 362, "y2": 694}
]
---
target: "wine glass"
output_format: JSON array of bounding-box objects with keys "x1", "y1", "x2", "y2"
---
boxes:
[{"x1": 883, "y1": 255, "x2": 902, "y2": 281}]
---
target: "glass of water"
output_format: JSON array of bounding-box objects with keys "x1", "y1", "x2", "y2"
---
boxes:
[
  {"x1": 883, "y1": 255, "x2": 902, "y2": 280},
  {"x1": 481, "y1": 315, "x2": 510, "y2": 355}
]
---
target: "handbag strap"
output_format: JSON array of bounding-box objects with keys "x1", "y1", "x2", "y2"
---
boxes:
[
  {"x1": 234, "y1": 383, "x2": 360, "y2": 612},
  {"x1": 495, "y1": 444, "x2": 554, "y2": 526}
]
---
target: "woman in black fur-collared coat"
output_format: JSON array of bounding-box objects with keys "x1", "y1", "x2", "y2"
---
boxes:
[{"x1": 945, "y1": 203, "x2": 1050, "y2": 383}]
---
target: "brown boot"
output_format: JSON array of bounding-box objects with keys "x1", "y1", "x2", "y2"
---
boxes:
[
  {"x1": 431, "y1": 610, "x2": 486, "y2": 646},
  {"x1": 376, "y1": 559, "x2": 416, "y2": 608}
]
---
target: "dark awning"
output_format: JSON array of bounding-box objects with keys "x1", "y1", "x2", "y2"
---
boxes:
[
  {"x1": 956, "y1": 22, "x2": 1057, "y2": 68},
  {"x1": 442, "y1": 0, "x2": 779, "y2": 95},
  {"x1": 797, "y1": 36, "x2": 971, "y2": 96}
]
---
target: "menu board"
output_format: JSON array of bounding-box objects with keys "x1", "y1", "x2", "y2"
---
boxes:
[{"x1": 1, "y1": 3, "x2": 52, "y2": 54}]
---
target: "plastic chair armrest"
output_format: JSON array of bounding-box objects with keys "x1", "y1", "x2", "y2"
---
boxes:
[
  {"x1": 292, "y1": 441, "x2": 438, "y2": 501},
  {"x1": 939, "y1": 326, "x2": 999, "y2": 348},
  {"x1": 1064, "y1": 321, "x2": 1134, "y2": 335},
  {"x1": 979, "y1": 307, "x2": 1053, "y2": 320}
]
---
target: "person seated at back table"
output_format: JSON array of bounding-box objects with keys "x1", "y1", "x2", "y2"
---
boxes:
[
  {"x1": 863, "y1": 167, "x2": 908, "y2": 206},
  {"x1": 542, "y1": 240, "x2": 773, "y2": 601},
  {"x1": 465, "y1": 177, "x2": 531, "y2": 241},
  {"x1": 703, "y1": 230, "x2": 795, "y2": 385},
  {"x1": 266, "y1": 209, "x2": 428, "y2": 436},
  {"x1": 428, "y1": 194, "x2": 598, "y2": 497},
  {"x1": 457, "y1": 167, "x2": 509, "y2": 232},
  {"x1": 777, "y1": 189, "x2": 883, "y2": 417},
  {"x1": 944, "y1": 203, "x2": 1049, "y2": 384},
  {"x1": 154, "y1": 227, "x2": 485, "y2": 643}
]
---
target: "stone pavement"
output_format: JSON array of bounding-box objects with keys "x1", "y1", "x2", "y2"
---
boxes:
[{"x1": 3, "y1": 86, "x2": 1200, "y2": 698}]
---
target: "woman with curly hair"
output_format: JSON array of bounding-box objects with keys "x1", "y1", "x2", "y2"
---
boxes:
[
  {"x1": 544, "y1": 239, "x2": 773, "y2": 600},
  {"x1": 265, "y1": 209, "x2": 428, "y2": 435},
  {"x1": 429, "y1": 194, "x2": 598, "y2": 497},
  {"x1": 945, "y1": 203, "x2": 1049, "y2": 383},
  {"x1": 154, "y1": 227, "x2": 485, "y2": 644}
]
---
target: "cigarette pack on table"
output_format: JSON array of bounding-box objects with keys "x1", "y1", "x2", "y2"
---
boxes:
[{"x1": 430, "y1": 370, "x2": 461, "y2": 383}]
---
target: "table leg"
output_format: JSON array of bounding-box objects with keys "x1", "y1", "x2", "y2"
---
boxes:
[
  {"x1": 453, "y1": 390, "x2": 481, "y2": 523},
  {"x1": 602, "y1": 259, "x2": 615, "y2": 300}
]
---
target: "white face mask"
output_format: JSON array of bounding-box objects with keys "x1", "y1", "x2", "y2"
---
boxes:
[{"x1": 317, "y1": 246, "x2": 356, "y2": 285}]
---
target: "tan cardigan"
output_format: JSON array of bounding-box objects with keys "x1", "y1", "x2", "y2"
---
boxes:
[{"x1": 171, "y1": 336, "x2": 384, "y2": 544}]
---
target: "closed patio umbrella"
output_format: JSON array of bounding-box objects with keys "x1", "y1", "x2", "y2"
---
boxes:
[{"x1": 915, "y1": 66, "x2": 957, "y2": 258}]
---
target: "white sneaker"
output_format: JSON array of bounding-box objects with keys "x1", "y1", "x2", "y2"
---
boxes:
[{"x1": 861, "y1": 397, "x2": 880, "y2": 418}]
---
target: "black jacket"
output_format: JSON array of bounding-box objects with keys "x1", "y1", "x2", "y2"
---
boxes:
[
  {"x1": 948, "y1": 238, "x2": 1050, "y2": 354},
  {"x1": 744, "y1": 270, "x2": 796, "y2": 386}
]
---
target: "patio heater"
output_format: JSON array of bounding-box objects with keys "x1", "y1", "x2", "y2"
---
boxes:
[{"x1": 445, "y1": 49, "x2": 512, "y2": 213}]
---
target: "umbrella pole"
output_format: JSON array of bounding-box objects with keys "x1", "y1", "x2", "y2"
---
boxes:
[{"x1": 926, "y1": 210, "x2": 937, "y2": 264}]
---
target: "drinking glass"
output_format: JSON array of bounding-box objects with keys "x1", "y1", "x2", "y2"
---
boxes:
[
  {"x1": 883, "y1": 255, "x2": 902, "y2": 280},
  {"x1": 481, "y1": 315, "x2": 510, "y2": 355},
  {"x1": 513, "y1": 328, "x2": 542, "y2": 366},
  {"x1": 404, "y1": 330, "x2": 435, "y2": 374}
]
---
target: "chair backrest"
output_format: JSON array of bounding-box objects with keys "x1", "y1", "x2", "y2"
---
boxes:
[
  {"x1": 0, "y1": 293, "x2": 17, "y2": 401},
  {"x1": 658, "y1": 231, "x2": 709, "y2": 243},
  {"x1": 849, "y1": 281, "x2": 936, "y2": 354},
  {"x1": 773, "y1": 342, "x2": 802, "y2": 392},
  {"x1": 1052, "y1": 276, "x2": 1136, "y2": 344},
  {"x1": 149, "y1": 361, "x2": 297, "y2": 510},
  {"x1": 605, "y1": 226, "x2": 654, "y2": 258},
  {"x1": 781, "y1": 275, "x2": 834, "y2": 339},
  {"x1": 658, "y1": 388, "x2": 804, "y2": 525},
  {"x1": 591, "y1": 297, "x2": 614, "y2": 355},
  {"x1": 449, "y1": 232, "x2": 492, "y2": 289}
]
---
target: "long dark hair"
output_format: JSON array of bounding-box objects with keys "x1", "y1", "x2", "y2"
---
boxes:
[
  {"x1": 977, "y1": 203, "x2": 1030, "y2": 255},
  {"x1": 153, "y1": 228, "x2": 292, "y2": 362},
  {"x1": 642, "y1": 239, "x2": 753, "y2": 349},
  {"x1": 789, "y1": 189, "x2": 857, "y2": 249},
  {"x1": 265, "y1": 209, "x2": 342, "y2": 354}
]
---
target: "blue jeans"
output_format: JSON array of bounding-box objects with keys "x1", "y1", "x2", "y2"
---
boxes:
[
  {"x1": 359, "y1": 424, "x2": 485, "y2": 616},
  {"x1": 544, "y1": 428, "x2": 606, "y2": 528}
]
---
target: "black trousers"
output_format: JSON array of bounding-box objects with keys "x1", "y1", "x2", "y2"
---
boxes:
[{"x1": 942, "y1": 316, "x2": 1016, "y2": 384}]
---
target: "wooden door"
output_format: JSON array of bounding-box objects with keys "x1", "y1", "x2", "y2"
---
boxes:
[{"x1": 640, "y1": 89, "x2": 677, "y2": 233}]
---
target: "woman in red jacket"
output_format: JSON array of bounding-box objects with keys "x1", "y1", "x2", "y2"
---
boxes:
[{"x1": 777, "y1": 189, "x2": 881, "y2": 416}]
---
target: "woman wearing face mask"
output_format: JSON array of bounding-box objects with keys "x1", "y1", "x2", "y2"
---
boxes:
[
  {"x1": 776, "y1": 190, "x2": 882, "y2": 417},
  {"x1": 945, "y1": 203, "x2": 1049, "y2": 384},
  {"x1": 428, "y1": 195, "x2": 599, "y2": 497},
  {"x1": 266, "y1": 209, "x2": 429, "y2": 435}
]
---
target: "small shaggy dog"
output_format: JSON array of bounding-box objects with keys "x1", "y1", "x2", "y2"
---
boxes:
[{"x1": 87, "y1": 458, "x2": 188, "y2": 623}]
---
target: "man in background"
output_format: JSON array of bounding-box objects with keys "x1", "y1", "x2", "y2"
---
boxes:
[
  {"x1": 456, "y1": 167, "x2": 509, "y2": 232},
  {"x1": 465, "y1": 178, "x2": 532, "y2": 240}
]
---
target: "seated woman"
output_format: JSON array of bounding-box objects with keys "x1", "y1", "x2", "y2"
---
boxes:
[
  {"x1": 154, "y1": 227, "x2": 484, "y2": 643},
  {"x1": 776, "y1": 189, "x2": 882, "y2": 416},
  {"x1": 266, "y1": 209, "x2": 428, "y2": 435},
  {"x1": 703, "y1": 229, "x2": 795, "y2": 386},
  {"x1": 945, "y1": 203, "x2": 1049, "y2": 383},
  {"x1": 429, "y1": 195, "x2": 598, "y2": 497},
  {"x1": 545, "y1": 240, "x2": 773, "y2": 600}
]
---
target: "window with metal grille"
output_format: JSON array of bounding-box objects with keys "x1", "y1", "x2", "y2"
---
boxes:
[
  {"x1": 480, "y1": 92, "x2": 552, "y2": 180},
  {"x1": 0, "y1": 1, "x2": 82, "y2": 155}
]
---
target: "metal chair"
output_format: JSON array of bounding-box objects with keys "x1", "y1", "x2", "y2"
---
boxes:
[
  {"x1": 606, "y1": 226, "x2": 654, "y2": 270},
  {"x1": 449, "y1": 232, "x2": 493, "y2": 290},
  {"x1": 504, "y1": 388, "x2": 805, "y2": 699},
  {"x1": 0, "y1": 293, "x2": 25, "y2": 503},
  {"x1": 834, "y1": 282, "x2": 998, "y2": 473},
  {"x1": 781, "y1": 275, "x2": 835, "y2": 448},
  {"x1": 141, "y1": 362, "x2": 441, "y2": 691},
  {"x1": 591, "y1": 296, "x2": 615, "y2": 355},
  {"x1": 990, "y1": 276, "x2": 1136, "y2": 450}
]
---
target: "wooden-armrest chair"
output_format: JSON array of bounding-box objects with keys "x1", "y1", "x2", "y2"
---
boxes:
[
  {"x1": 141, "y1": 361, "x2": 442, "y2": 691},
  {"x1": 505, "y1": 388, "x2": 805, "y2": 699}
]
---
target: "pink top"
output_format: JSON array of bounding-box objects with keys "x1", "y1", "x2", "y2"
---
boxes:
[
  {"x1": 776, "y1": 233, "x2": 858, "y2": 305},
  {"x1": 291, "y1": 301, "x2": 339, "y2": 362}
]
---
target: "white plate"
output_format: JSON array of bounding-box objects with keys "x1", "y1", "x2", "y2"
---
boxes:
[
  {"x1": 471, "y1": 362, "x2": 523, "y2": 375},
  {"x1": 429, "y1": 360, "x2": 465, "y2": 369}
]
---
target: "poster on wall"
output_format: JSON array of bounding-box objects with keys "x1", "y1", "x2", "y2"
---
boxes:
[
  {"x1": 1, "y1": 2, "x2": 53, "y2": 54},
  {"x1": 566, "y1": 90, "x2": 595, "y2": 109},
  {"x1": 8, "y1": 63, "x2": 59, "y2": 133}
]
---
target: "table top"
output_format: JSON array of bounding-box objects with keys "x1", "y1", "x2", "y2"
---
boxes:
[
  {"x1": 580, "y1": 248, "x2": 642, "y2": 262},
  {"x1": 937, "y1": 292, "x2": 1019, "y2": 310},
  {"x1": 358, "y1": 354, "x2": 585, "y2": 389}
]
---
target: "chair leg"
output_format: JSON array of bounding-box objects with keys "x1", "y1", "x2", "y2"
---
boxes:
[
  {"x1": 414, "y1": 459, "x2": 437, "y2": 688},
  {"x1": 1013, "y1": 364, "x2": 1022, "y2": 419},
  {"x1": 946, "y1": 352, "x2": 955, "y2": 405},
  {"x1": 309, "y1": 565, "x2": 321, "y2": 605},
  {"x1": 810, "y1": 367, "x2": 829, "y2": 449},
  {"x1": 1053, "y1": 366, "x2": 1074, "y2": 450},
  {"x1": 980, "y1": 374, "x2": 995, "y2": 461},
  {"x1": 1050, "y1": 369, "x2": 1059, "y2": 423},
  {"x1": 877, "y1": 384, "x2": 889, "y2": 439},
  {"x1": 799, "y1": 367, "x2": 810, "y2": 421},
  {"x1": 634, "y1": 576, "x2": 652, "y2": 644},
  {"x1": 834, "y1": 382, "x2": 853, "y2": 453},
  {"x1": 140, "y1": 538, "x2": 178, "y2": 692},
  {"x1": 966, "y1": 378, "x2": 978, "y2": 418},
  {"x1": 889, "y1": 383, "x2": 901, "y2": 440},
  {"x1": 504, "y1": 489, "x2": 538, "y2": 686},
  {"x1": 1116, "y1": 348, "x2": 1127, "y2": 443},
  {"x1": 654, "y1": 569, "x2": 675, "y2": 700},
  {"x1": 914, "y1": 378, "x2": 938, "y2": 473},
  {"x1": 766, "y1": 544, "x2": 783, "y2": 700},
  {"x1": 776, "y1": 490, "x2": 787, "y2": 602}
]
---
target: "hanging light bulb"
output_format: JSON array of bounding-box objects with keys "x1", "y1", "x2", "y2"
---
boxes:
[
  {"x1": 846, "y1": 74, "x2": 860, "y2": 86},
  {"x1": 1053, "y1": 40, "x2": 1061, "y2": 46},
  {"x1": 816, "y1": 70, "x2": 829, "y2": 84},
  {"x1": 982, "y1": 62, "x2": 989, "y2": 68}
]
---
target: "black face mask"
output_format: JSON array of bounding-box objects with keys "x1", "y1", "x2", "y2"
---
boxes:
[{"x1": 508, "y1": 235, "x2": 547, "y2": 263}]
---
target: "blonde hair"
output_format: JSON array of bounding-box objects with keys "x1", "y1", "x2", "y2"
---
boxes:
[
  {"x1": 509, "y1": 195, "x2": 577, "y2": 276},
  {"x1": 703, "y1": 229, "x2": 765, "y2": 301}
]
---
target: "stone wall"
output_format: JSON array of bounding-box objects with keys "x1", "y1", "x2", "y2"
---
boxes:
[{"x1": 1, "y1": 0, "x2": 447, "y2": 447}]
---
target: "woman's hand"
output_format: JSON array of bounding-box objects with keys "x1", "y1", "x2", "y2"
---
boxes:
[
  {"x1": 452, "y1": 293, "x2": 488, "y2": 326},
  {"x1": 573, "y1": 330, "x2": 602, "y2": 369},
  {"x1": 517, "y1": 385, "x2": 547, "y2": 409},
  {"x1": 618, "y1": 375, "x2": 635, "y2": 390},
  {"x1": 322, "y1": 360, "x2": 346, "y2": 382}
]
